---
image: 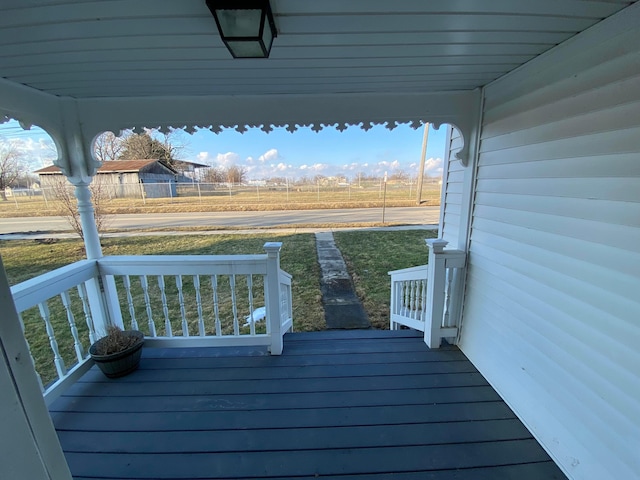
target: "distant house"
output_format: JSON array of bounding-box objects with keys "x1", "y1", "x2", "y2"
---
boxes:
[
  {"x1": 35, "y1": 159, "x2": 179, "y2": 198},
  {"x1": 170, "y1": 159, "x2": 209, "y2": 183}
]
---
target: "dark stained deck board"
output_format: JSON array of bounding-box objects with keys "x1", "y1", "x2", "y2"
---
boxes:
[
  {"x1": 79, "y1": 357, "x2": 473, "y2": 382},
  {"x1": 50, "y1": 385, "x2": 499, "y2": 413},
  {"x1": 282, "y1": 462, "x2": 567, "y2": 480},
  {"x1": 50, "y1": 330, "x2": 567, "y2": 480},
  {"x1": 51, "y1": 401, "x2": 515, "y2": 431},
  {"x1": 71, "y1": 461, "x2": 566, "y2": 480},
  {"x1": 63, "y1": 372, "x2": 488, "y2": 396},
  {"x1": 57, "y1": 419, "x2": 532, "y2": 452}
]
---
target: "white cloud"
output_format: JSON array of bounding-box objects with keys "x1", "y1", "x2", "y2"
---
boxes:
[
  {"x1": 424, "y1": 157, "x2": 443, "y2": 177},
  {"x1": 196, "y1": 151, "x2": 213, "y2": 163},
  {"x1": 217, "y1": 152, "x2": 241, "y2": 167},
  {"x1": 258, "y1": 148, "x2": 279, "y2": 163},
  {"x1": 3, "y1": 135, "x2": 57, "y2": 172},
  {"x1": 300, "y1": 163, "x2": 329, "y2": 172}
]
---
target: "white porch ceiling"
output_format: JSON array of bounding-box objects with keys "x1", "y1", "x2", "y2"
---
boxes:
[{"x1": 0, "y1": 0, "x2": 635, "y2": 99}]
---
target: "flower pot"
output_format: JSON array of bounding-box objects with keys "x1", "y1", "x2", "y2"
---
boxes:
[{"x1": 89, "y1": 330, "x2": 145, "y2": 378}]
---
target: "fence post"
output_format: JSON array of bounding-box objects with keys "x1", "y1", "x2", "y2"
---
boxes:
[
  {"x1": 424, "y1": 239, "x2": 449, "y2": 348},
  {"x1": 139, "y1": 182, "x2": 146, "y2": 205},
  {"x1": 264, "y1": 242, "x2": 284, "y2": 355}
]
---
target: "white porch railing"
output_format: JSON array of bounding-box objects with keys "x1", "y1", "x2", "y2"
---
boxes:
[
  {"x1": 10, "y1": 242, "x2": 292, "y2": 403},
  {"x1": 388, "y1": 239, "x2": 466, "y2": 348}
]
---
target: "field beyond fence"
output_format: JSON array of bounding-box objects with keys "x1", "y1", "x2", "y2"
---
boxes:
[{"x1": 1, "y1": 180, "x2": 441, "y2": 217}]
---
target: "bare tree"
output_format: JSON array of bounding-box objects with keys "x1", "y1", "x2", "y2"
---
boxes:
[
  {"x1": 118, "y1": 129, "x2": 188, "y2": 169},
  {"x1": 202, "y1": 165, "x2": 226, "y2": 183},
  {"x1": 226, "y1": 165, "x2": 247, "y2": 184},
  {"x1": 93, "y1": 132, "x2": 124, "y2": 163},
  {"x1": 48, "y1": 175, "x2": 109, "y2": 240},
  {"x1": 0, "y1": 143, "x2": 24, "y2": 200}
]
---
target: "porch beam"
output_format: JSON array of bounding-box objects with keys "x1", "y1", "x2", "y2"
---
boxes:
[
  {"x1": 0, "y1": 77, "x2": 61, "y2": 137},
  {"x1": 76, "y1": 90, "x2": 481, "y2": 166}
]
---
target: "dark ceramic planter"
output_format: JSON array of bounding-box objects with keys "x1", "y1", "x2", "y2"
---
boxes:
[{"x1": 89, "y1": 330, "x2": 145, "y2": 378}]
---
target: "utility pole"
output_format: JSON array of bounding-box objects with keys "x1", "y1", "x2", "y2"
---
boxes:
[{"x1": 416, "y1": 122, "x2": 430, "y2": 205}]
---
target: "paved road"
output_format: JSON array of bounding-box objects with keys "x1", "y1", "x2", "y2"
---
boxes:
[{"x1": 0, "y1": 206, "x2": 440, "y2": 234}]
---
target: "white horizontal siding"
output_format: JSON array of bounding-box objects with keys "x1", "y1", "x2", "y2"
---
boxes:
[
  {"x1": 2, "y1": 2, "x2": 629, "y2": 98},
  {"x1": 440, "y1": 126, "x2": 464, "y2": 245},
  {"x1": 460, "y1": 3, "x2": 640, "y2": 479}
]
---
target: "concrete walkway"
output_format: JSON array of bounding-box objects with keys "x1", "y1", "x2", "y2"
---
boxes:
[{"x1": 315, "y1": 232, "x2": 371, "y2": 329}]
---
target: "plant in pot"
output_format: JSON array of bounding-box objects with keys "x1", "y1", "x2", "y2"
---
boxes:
[{"x1": 89, "y1": 325, "x2": 145, "y2": 378}]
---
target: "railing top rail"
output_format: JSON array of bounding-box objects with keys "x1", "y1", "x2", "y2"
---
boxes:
[
  {"x1": 279, "y1": 270, "x2": 292, "y2": 282},
  {"x1": 10, "y1": 259, "x2": 98, "y2": 312},
  {"x1": 388, "y1": 264, "x2": 429, "y2": 276},
  {"x1": 97, "y1": 254, "x2": 269, "y2": 276}
]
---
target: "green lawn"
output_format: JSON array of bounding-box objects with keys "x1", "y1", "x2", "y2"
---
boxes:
[
  {"x1": 1, "y1": 229, "x2": 437, "y2": 385},
  {"x1": 334, "y1": 229, "x2": 438, "y2": 329}
]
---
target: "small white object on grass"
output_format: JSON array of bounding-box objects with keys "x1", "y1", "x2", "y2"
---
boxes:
[{"x1": 244, "y1": 306, "x2": 267, "y2": 326}]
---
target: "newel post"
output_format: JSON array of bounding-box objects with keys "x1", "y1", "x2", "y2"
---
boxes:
[
  {"x1": 424, "y1": 239, "x2": 449, "y2": 348},
  {"x1": 264, "y1": 242, "x2": 283, "y2": 355}
]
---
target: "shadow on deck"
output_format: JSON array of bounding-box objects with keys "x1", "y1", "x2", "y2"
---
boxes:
[{"x1": 49, "y1": 330, "x2": 567, "y2": 479}]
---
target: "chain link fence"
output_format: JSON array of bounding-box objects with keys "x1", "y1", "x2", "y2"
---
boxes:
[{"x1": 3, "y1": 179, "x2": 442, "y2": 212}]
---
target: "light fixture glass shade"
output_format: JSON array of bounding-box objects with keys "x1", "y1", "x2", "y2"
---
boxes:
[
  {"x1": 225, "y1": 41, "x2": 266, "y2": 58},
  {"x1": 216, "y1": 9, "x2": 261, "y2": 37},
  {"x1": 207, "y1": 0, "x2": 277, "y2": 58}
]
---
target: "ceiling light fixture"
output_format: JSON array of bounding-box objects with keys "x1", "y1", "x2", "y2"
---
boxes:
[{"x1": 206, "y1": 0, "x2": 277, "y2": 59}]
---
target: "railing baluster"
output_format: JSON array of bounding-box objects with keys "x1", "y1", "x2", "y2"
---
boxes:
[
  {"x1": 194, "y1": 275, "x2": 205, "y2": 336},
  {"x1": 410, "y1": 280, "x2": 417, "y2": 319},
  {"x1": 38, "y1": 300, "x2": 66, "y2": 379},
  {"x1": 60, "y1": 290, "x2": 84, "y2": 362},
  {"x1": 230, "y1": 275, "x2": 239, "y2": 335},
  {"x1": 139, "y1": 275, "x2": 156, "y2": 337},
  {"x1": 264, "y1": 274, "x2": 271, "y2": 336},
  {"x1": 211, "y1": 275, "x2": 221, "y2": 336},
  {"x1": 17, "y1": 313, "x2": 44, "y2": 392},
  {"x1": 279, "y1": 282, "x2": 287, "y2": 324},
  {"x1": 123, "y1": 275, "x2": 139, "y2": 330},
  {"x1": 77, "y1": 283, "x2": 96, "y2": 345},
  {"x1": 401, "y1": 281, "x2": 407, "y2": 316},
  {"x1": 443, "y1": 268, "x2": 453, "y2": 327},
  {"x1": 176, "y1": 275, "x2": 188, "y2": 336},
  {"x1": 157, "y1": 275, "x2": 172, "y2": 337},
  {"x1": 420, "y1": 279, "x2": 427, "y2": 321},
  {"x1": 247, "y1": 274, "x2": 255, "y2": 336}
]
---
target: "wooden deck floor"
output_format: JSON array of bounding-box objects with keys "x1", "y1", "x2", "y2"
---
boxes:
[{"x1": 49, "y1": 330, "x2": 567, "y2": 479}]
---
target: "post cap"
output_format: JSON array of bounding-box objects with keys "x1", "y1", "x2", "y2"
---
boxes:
[{"x1": 425, "y1": 238, "x2": 449, "y2": 253}]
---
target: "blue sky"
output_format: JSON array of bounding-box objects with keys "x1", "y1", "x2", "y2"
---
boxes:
[{"x1": 1, "y1": 119, "x2": 446, "y2": 181}]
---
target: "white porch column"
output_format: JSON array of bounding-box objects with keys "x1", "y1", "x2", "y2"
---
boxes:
[
  {"x1": 264, "y1": 242, "x2": 283, "y2": 355},
  {"x1": 0, "y1": 256, "x2": 73, "y2": 480},
  {"x1": 73, "y1": 181, "x2": 102, "y2": 259},
  {"x1": 55, "y1": 103, "x2": 122, "y2": 334}
]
